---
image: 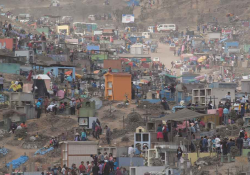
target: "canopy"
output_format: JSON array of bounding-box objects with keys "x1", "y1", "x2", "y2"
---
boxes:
[
  {"x1": 93, "y1": 70, "x2": 100, "y2": 74},
  {"x1": 157, "y1": 108, "x2": 208, "y2": 121},
  {"x1": 197, "y1": 56, "x2": 207, "y2": 63},
  {"x1": 65, "y1": 71, "x2": 73, "y2": 75},
  {"x1": 128, "y1": 62, "x2": 136, "y2": 67},
  {"x1": 140, "y1": 79, "x2": 149, "y2": 84},
  {"x1": 141, "y1": 58, "x2": 147, "y2": 62}
]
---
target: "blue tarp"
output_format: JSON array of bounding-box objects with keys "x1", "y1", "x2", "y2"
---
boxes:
[
  {"x1": 0, "y1": 148, "x2": 8, "y2": 155},
  {"x1": 7, "y1": 156, "x2": 29, "y2": 169},
  {"x1": 34, "y1": 147, "x2": 54, "y2": 155},
  {"x1": 87, "y1": 45, "x2": 100, "y2": 51}
]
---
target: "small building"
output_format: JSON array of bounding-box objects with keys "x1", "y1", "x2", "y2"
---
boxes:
[
  {"x1": 241, "y1": 79, "x2": 250, "y2": 93},
  {"x1": 57, "y1": 25, "x2": 70, "y2": 35},
  {"x1": 136, "y1": 126, "x2": 147, "y2": 133},
  {"x1": 33, "y1": 74, "x2": 51, "y2": 90},
  {"x1": 44, "y1": 65, "x2": 76, "y2": 79},
  {"x1": 130, "y1": 44, "x2": 143, "y2": 55},
  {"x1": 104, "y1": 72, "x2": 132, "y2": 101},
  {"x1": 0, "y1": 110, "x2": 26, "y2": 131},
  {"x1": 60, "y1": 141, "x2": 98, "y2": 167},
  {"x1": 103, "y1": 60, "x2": 122, "y2": 72},
  {"x1": 0, "y1": 38, "x2": 16, "y2": 50},
  {"x1": 15, "y1": 50, "x2": 35, "y2": 64}
]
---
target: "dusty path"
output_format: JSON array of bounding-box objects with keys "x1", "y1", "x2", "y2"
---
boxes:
[{"x1": 150, "y1": 43, "x2": 181, "y2": 75}]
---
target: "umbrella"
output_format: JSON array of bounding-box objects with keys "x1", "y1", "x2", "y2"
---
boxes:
[
  {"x1": 140, "y1": 79, "x2": 149, "y2": 84},
  {"x1": 75, "y1": 74, "x2": 83, "y2": 79},
  {"x1": 65, "y1": 71, "x2": 73, "y2": 75},
  {"x1": 197, "y1": 56, "x2": 207, "y2": 63},
  {"x1": 190, "y1": 56, "x2": 198, "y2": 61},
  {"x1": 128, "y1": 62, "x2": 136, "y2": 67},
  {"x1": 93, "y1": 70, "x2": 100, "y2": 74}
]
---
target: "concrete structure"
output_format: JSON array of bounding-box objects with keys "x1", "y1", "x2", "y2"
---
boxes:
[
  {"x1": 60, "y1": 141, "x2": 98, "y2": 167},
  {"x1": 130, "y1": 44, "x2": 143, "y2": 55},
  {"x1": 192, "y1": 88, "x2": 235, "y2": 106},
  {"x1": 117, "y1": 157, "x2": 144, "y2": 167},
  {"x1": 57, "y1": 25, "x2": 70, "y2": 35},
  {"x1": 207, "y1": 32, "x2": 221, "y2": 40},
  {"x1": 136, "y1": 126, "x2": 147, "y2": 133},
  {"x1": 44, "y1": 66, "x2": 76, "y2": 79},
  {"x1": 0, "y1": 110, "x2": 26, "y2": 131},
  {"x1": 0, "y1": 38, "x2": 16, "y2": 50},
  {"x1": 104, "y1": 72, "x2": 132, "y2": 101},
  {"x1": 241, "y1": 79, "x2": 250, "y2": 93},
  {"x1": 129, "y1": 166, "x2": 177, "y2": 175},
  {"x1": 103, "y1": 60, "x2": 122, "y2": 72},
  {"x1": 33, "y1": 74, "x2": 51, "y2": 90},
  {"x1": 15, "y1": 50, "x2": 34, "y2": 64},
  {"x1": 0, "y1": 63, "x2": 20, "y2": 74},
  {"x1": 10, "y1": 92, "x2": 34, "y2": 108},
  {"x1": 134, "y1": 132, "x2": 153, "y2": 149}
]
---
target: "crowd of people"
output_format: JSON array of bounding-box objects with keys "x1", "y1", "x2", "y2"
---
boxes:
[{"x1": 45, "y1": 153, "x2": 129, "y2": 175}]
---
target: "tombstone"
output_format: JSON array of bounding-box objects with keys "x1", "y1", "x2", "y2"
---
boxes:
[{"x1": 146, "y1": 91, "x2": 153, "y2": 99}]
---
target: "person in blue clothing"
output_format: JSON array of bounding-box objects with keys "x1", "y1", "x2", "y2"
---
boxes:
[
  {"x1": 202, "y1": 136, "x2": 208, "y2": 152},
  {"x1": 81, "y1": 129, "x2": 87, "y2": 141},
  {"x1": 66, "y1": 75, "x2": 72, "y2": 82},
  {"x1": 36, "y1": 99, "x2": 42, "y2": 119},
  {"x1": 223, "y1": 107, "x2": 229, "y2": 125},
  {"x1": 113, "y1": 158, "x2": 118, "y2": 171}
]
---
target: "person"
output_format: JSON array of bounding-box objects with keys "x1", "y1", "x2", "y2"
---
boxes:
[
  {"x1": 225, "y1": 92, "x2": 231, "y2": 101},
  {"x1": 105, "y1": 125, "x2": 111, "y2": 145},
  {"x1": 236, "y1": 136, "x2": 243, "y2": 156},
  {"x1": 103, "y1": 160, "x2": 110, "y2": 175},
  {"x1": 59, "y1": 102, "x2": 65, "y2": 113},
  {"x1": 44, "y1": 97, "x2": 50, "y2": 113},
  {"x1": 200, "y1": 137, "x2": 204, "y2": 152},
  {"x1": 74, "y1": 133, "x2": 81, "y2": 141},
  {"x1": 81, "y1": 129, "x2": 87, "y2": 141},
  {"x1": 223, "y1": 107, "x2": 229, "y2": 125},
  {"x1": 11, "y1": 123, "x2": 17, "y2": 134},
  {"x1": 52, "y1": 84, "x2": 58, "y2": 96},
  {"x1": 36, "y1": 99, "x2": 42, "y2": 119},
  {"x1": 176, "y1": 147, "x2": 183, "y2": 160},
  {"x1": 70, "y1": 98, "x2": 76, "y2": 115},
  {"x1": 20, "y1": 122, "x2": 27, "y2": 128},
  {"x1": 98, "y1": 162, "x2": 103, "y2": 175},
  {"x1": 0, "y1": 75, "x2": 4, "y2": 91},
  {"x1": 92, "y1": 163, "x2": 99, "y2": 175},
  {"x1": 215, "y1": 135, "x2": 221, "y2": 154},
  {"x1": 239, "y1": 128, "x2": 245, "y2": 138},
  {"x1": 162, "y1": 124, "x2": 169, "y2": 142},
  {"x1": 222, "y1": 138, "x2": 228, "y2": 155},
  {"x1": 79, "y1": 161, "x2": 86, "y2": 174},
  {"x1": 227, "y1": 139, "x2": 235, "y2": 154},
  {"x1": 113, "y1": 158, "x2": 118, "y2": 171},
  {"x1": 95, "y1": 124, "x2": 101, "y2": 139},
  {"x1": 71, "y1": 81, "x2": 76, "y2": 98},
  {"x1": 51, "y1": 165, "x2": 58, "y2": 175},
  {"x1": 61, "y1": 165, "x2": 66, "y2": 175},
  {"x1": 170, "y1": 84, "x2": 176, "y2": 99},
  {"x1": 116, "y1": 167, "x2": 122, "y2": 175},
  {"x1": 202, "y1": 136, "x2": 208, "y2": 152},
  {"x1": 47, "y1": 69, "x2": 54, "y2": 78},
  {"x1": 128, "y1": 145, "x2": 134, "y2": 156},
  {"x1": 122, "y1": 168, "x2": 128, "y2": 175},
  {"x1": 47, "y1": 104, "x2": 57, "y2": 113},
  {"x1": 156, "y1": 124, "x2": 163, "y2": 141},
  {"x1": 92, "y1": 120, "x2": 96, "y2": 138},
  {"x1": 86, "y1": 161, "x2": 92, "y2": 175},
  {"x1": 208, "y1": 101, "x2": 213, "y2": 109},
  {"x1": 18, "y1": 79, "x2": 23, "y2": 92},
  {"x1": 208, "y1": 137, "x2": 212, "y2": 152}
]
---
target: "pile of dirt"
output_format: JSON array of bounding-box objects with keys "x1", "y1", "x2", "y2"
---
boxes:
[
  {"x1": 15, "y1": 128, "x2": 28, "y2": 138},
  {"x1": 195, "y1": 156, "x2": 220, "y2": 166},
  {"x1": 46, "y1": 148, "x2": 61, "y2": 158},
  {"x1": 112, "y1": 129, "x2": 128, "y2": 139},
  {"x1": 216, "y1": 124, "x2": 240, "y2": 138},
  {"x1": 137, "y1": 101, "x2": 163, "y2": 113},
  {"x1": 121, "y1": 136, "x2": 129, "y2": 142},
  {"x1": 27, "y1": 122, "x2": 39, "y2": 132},
  {"x1": 126, "y1": 112, "x2": 144, "y2": 132}
]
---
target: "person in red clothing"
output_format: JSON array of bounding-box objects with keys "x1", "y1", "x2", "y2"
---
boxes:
[
  {"x1": 218, "y1": 101, "x2": 224, "y2": 125},
  {"x1": 79, "y1": 161, "x2": 86, "y2": 174}
]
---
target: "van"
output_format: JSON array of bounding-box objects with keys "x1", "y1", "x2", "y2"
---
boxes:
[
  {"x1": 142, "y1": 32, "x2": 151, "y2": 39},
  {"x1": 88, "y1": 15, "x2": 95, "y2": 21},
  {"x1": 157, "y1": 24, "x2": 177, "y2": 32}
]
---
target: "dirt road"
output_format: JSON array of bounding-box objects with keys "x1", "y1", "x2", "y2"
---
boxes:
[{"x1": 150, "y1": 43, "x2": 180, "y2": 75}]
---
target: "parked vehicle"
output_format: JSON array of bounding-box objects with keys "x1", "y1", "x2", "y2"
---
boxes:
[
  {"x1": 157, "y1": 24, "x2": 177, "y2": 32},
  {"x1": 148, "y1": 26, "x2": 155, "y2": 33}
]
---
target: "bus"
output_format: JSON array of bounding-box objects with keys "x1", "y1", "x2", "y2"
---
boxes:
[{"x1": 157, "y1": 24, "x2": 177, "y2": 32}]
